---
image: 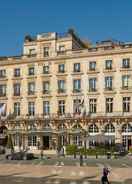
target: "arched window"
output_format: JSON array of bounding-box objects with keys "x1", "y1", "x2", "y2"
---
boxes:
[
  {"x1": 58, "y1": 123, "x2": 66, "y2": 130},
  {"x1": 105, "y1": 123, "x2": 115, "y2": 133},
  {"x1": 122, "y1": 123, "x2": 132, "y2": 133},
  {"x1": 73, "y1": 123, "x2": 82, "y2": 130},
  {"x1": 89, "y1": 124, "x2": 99, "y2": 133}
]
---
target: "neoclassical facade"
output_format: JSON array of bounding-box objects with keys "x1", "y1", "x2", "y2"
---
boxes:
[{"x1": 0, "y1": 29, "x2": 132, "y2": 151}]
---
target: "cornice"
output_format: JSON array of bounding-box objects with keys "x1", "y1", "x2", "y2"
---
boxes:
[{"x1": 0, "y1": 47, "x2": 132, "y2": 67}]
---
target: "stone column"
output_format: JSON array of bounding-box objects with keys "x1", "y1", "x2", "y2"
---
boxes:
[{"x1": 115, "y1": 122, "x2": 122, "y2": 144}]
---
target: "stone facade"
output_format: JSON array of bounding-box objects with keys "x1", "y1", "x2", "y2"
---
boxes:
[{"x1": 0, "y1": 29, "x2": 132, "y2": 151}]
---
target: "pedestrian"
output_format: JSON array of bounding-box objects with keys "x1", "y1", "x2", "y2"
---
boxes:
[
  {"x1": 101, "y1": 167, "x2": 110, "y2": 184},
  {"x1": 79, "y1": 154, "x2": 83, "y2": 166}
]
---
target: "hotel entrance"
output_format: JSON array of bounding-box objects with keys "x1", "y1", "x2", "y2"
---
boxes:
[{"x1": 43, "y1": 136, "x2": 50, "y2": 149}]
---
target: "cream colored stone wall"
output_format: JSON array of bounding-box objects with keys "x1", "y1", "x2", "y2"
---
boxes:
[{"x1": 0, "y1": 33, "x2": 132, "y2": 118}]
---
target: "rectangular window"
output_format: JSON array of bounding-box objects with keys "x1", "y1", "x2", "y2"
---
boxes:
[
  {"x1": 14, "y1": 102, "x2": 20, "y2": 116},
  {"x1": 0, "y1": 69, "x2": 6, "y2": 78},
  {"x1": 28, "y1": 102, "x2": 35, "y2": 116},
  {"x1": 28, "y1": 135, "x2": 37, "y2": 146},
  {"x1": 43, "y1": 81, "x2": 50, "y2": 94},
  {"x1": 73, "y1": 79, "x2": 81, "y2": 92},
  {"x1": 28, "y1": 82, "x2": 35, "y2": 95},
  {"x1": 43, "y1": 101, "x2": 50, "y2": 115},
  {"x1": 58, "y1": 80, "x2": 65, "y2": 93},
  {"x1": 13, "y1": 83, "x2": 21, "y2": 96},
  {"x1": 28, "y1": 67, "x2": 35, "y2": 75},
  {"x1": 123, "y1": 97, "x2": 130, "y2": 112},
  {"x1": 58, "y1": 64, "x2": 65, "y2": 73},
  {"x1": 0, "y1": 103, "x2": 6, "y2": 116},
  {"x1": 58, "y1": 100, "x2": 65, "y2": 115},
  {"x1": 106, "y1": 98, "x2": 113, "y2": 113},
  {"x1": 0, "y1": 84, "x2": 6, "y2": 97},
  {"x1": 89, "y1": 78, "x2": 96, "y2": 92},
  {"x1": 105, "y1": 76, "x2": 113, "y2": 90},
  {"x1": 43, "y1": 65, "x2": 49, "y2": 74},
  {"x1": 122, "y1": 58, "x2": 130, "y2": 68},
  {"x1": 74, "y1": 63, "x2": 80, "y2": 72},
  {"x1": 105, "y1": 60, "x2": 112, "y2": 70},
  {"x1": 73, "y1": 99, "x2": 81, "y2": 114},
  {"x1": 58, "y1": 45, "x2": 65, "y2": 55},
  {"x1": 122, "y1": 75, "x2": 129, "y2": 89},
  {"x1": 14, "y1": 68, "x2": 20, "y2": 77},
  {"x1": 43, "y1": 47, "x2": 49, "y2": 57},
  {"x1": 89, "y1": 61, "x2": 96, "y2": 71},
  {"x1": 89, "y1": 99, "x2": 97, "y2": 113}
]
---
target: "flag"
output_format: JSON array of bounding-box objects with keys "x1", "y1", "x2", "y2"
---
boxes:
[{"x1": 0, "y1": 104, "x2": 6, "y2": 116}]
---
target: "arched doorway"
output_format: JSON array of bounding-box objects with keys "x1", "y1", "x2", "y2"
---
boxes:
[
  {"x1": 104, "y1": 123, "x2": 115, "y2": 147},
  {"x1": 122, "y1": 123, "x2": 132, "y2": 150},
  {"x1": 88, "y1": 123, "x2": 99, "y2": 147},
  {"x1": 0, "y1": 125, "x2": 8, "y2": 147}
]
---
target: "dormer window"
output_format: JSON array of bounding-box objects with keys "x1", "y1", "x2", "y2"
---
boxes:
[
  {"x1": 59, "y1": 45, "x2": 65, "y2": 52},
  {"x1": 43, "y1": 47, "x2": 49, "y2": 57},
  {"x1": 29, "y1": 49, "x2": 36, "y2": 56},
  {"x1": 122, "y1": 58, "x2": 130, "y2": 68}
]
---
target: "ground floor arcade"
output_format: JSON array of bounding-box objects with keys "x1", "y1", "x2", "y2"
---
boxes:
[{"x1": 0, "y1": 116, "x2": 132, "y2": 151}]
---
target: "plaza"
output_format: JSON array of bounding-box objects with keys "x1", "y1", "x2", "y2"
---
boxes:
[{"x1": 0, "y1": 155, "x2": 132, "y2": 184}]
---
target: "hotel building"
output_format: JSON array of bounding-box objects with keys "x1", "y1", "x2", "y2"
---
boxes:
[{"x1": 0, "y1": 29, "x2": 132, "y2": 151}]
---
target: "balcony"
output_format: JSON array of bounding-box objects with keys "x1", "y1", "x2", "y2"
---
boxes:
[
  {"x1": 71, "y1": 71, "x2": 83, "y2": 76},
  {"x1": 42, "y1": 90, "x2": 52, "y2": 98},
  {"x1": 57, "y1": 51, "x2": 66, "y2": 56},
  {"x1": 120, "y1": 67, "x2": 132, "y2": 72},
  {"x1": 120, "y1": 86, "x2": 132, "y2": 94},
  {"x1": 0, "y1": 76, "x2": 8, "y2": 81},
  {"x1": 87, "y1": 89, "x2": 99, "y2": 95},
  {"x1": 58, "y1": 89, "x2": 66, "y2": 93},
  {"x1": 103, "y1": 68, "x2": 116, "y2": 73},
  {"x1": 27, "y1": 91, "x2": 37, "y2": 99},
  {"x1": 0, "y1": 94, "x2": 7, "y2": 100},
  {"x1": 72, "y1": 89, "x2": 83, "y2": 96},
  {"x1": 104, "y1": 87, "x2": 116, "y2": 94},
  {"x1": 41, "y1": 72, "x2": 52, "y2": 78},
  {"x1": 87, "y1": 69, "x2": 99, "y2": 74},
  {"x1": 73, "y1": 89, "x2": 81, "y2": 93},
  {"x1": 56, "y1": 89, "x2": 67, "y2": 97}
]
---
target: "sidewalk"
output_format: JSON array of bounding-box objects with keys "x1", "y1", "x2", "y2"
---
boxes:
[{"x1": 0, "y1": 163, "x2": 131, "y2": 183}]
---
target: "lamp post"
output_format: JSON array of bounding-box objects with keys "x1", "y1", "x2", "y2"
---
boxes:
[{"x1": 84, "y1": 130, "x2": 88, "y2": 159}]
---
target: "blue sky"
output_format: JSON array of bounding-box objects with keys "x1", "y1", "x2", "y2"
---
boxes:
[{"x1": 0, "y1": 0, "x2": 132, "y2": 56}]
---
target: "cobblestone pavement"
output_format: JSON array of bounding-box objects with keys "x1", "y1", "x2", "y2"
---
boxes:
[{"x1": 0, "y1": 163, "x2": 132, "y2": 184}]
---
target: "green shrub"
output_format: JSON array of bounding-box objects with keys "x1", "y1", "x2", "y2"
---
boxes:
[
  {"x1": 129, "y1": 147, "x2": 132, "y2": 153},
  {"x1": 66, "y1": 144, "x2": 78, "y2": 155}
]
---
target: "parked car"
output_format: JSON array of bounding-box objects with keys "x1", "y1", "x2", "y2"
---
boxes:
[
  {"x1": 6, "y1": 151, "x2": 35, "y2": 160},
  {"x1": 115, "y1": 144, "x2": 127, "y2": 156}
]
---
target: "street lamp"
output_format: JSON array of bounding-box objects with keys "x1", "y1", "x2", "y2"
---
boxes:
[{"x1": 84, "y1": 130, "x2": 88, "y2": 159}]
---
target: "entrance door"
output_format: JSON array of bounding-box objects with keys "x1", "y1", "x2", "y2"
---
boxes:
[
  {"x1": 122, "y1": 135, "x2": 132, "y2": 150},
  {"x1": 43, "y1": 136, "x2": 49, "y2": 149}
]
